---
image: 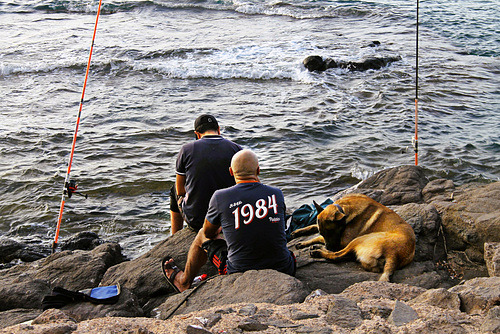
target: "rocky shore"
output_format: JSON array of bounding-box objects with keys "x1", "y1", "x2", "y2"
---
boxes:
[{"x1": 1, "y1": 165, "x2": 499, "y2": 333}]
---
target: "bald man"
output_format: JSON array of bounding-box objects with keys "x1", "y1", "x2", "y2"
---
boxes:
[{"x1": 162, "y1": 149, "x2": 295, "y2": 293}]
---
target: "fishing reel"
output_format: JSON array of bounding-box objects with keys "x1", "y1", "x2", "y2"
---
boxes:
[{"x1": 65, "y1": 180, "x2": 88, "y2": 199}]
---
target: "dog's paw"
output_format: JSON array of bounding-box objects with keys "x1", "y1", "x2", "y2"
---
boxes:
[
  {"x1": 309, "y1": 248, "x2": 323, "y2": 258},
  {"x1": 309, "y1": 244, "x2": 323, "y2": 250},
  {"x1": 295, "y1": 242, "x2": 305, "y2": 250}
]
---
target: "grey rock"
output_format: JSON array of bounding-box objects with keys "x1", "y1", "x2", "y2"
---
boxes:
[
  {"x1": 59, "y1": 287, "x2": 144, "y2": 321},
  {"x1": 237, "y1": 317, "x2": 268, "y2": 331},
  {"x1": 0, "y1": 242, "x2": 122, "y2": 311},
  {"x1": 186, "y1": 324, "x2": 211, "y2": 334},
  {"x1": 481, "y1": 306, "x2": 500, "y2": 333},
  {"x1": 410, "y1": 288, "x2": 461, "y2": 310},
  {"x1": 238, "y1": 304, "x2": 257, "y2": 316},
  {"x1": 100, "y1": 227, "x2": 218, "y2": 307},
  {"x1": 0, "y1": 308, "x2": 42, "y2": 329},
  {"x1": 422, "y1": 178, "x2": 455, "y2": 203},
  {"x1": 340, "y1": 281, "x2": 426, "y2": 303},
  {"x1": 354, "y1": 165, "x2": 428, "y2": 205},
  {"x1": 325, "y1": 295, "x2": 362, "y2": 329},
  {"x1": 449, "y1": 276, "x2": 500, "y2": 315},
  {"x1": 388, "y1": 300, "x2": 418, "y2": 326}
]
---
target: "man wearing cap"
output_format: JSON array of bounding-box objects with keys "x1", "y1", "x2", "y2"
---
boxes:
[
  {"x1": 163, "y1": 149, "x2": 296, "y2": 293},
  {"x1": 170, "y1": 114, "x2": 242, "y2": 234}
]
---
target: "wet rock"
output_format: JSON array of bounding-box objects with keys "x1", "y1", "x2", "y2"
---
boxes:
[
  {"x1": 60, "y1": 231, "x2": 104, "y2": 251},
  {"x1": 353, "y1": 165, "x2": 428, "y2": 205},
  {"x1": 0, "y1": 237, "x2": 47, "y2": 266}
]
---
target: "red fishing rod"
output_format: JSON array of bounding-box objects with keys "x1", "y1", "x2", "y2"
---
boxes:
[{"x1": 52, "y1": 0, "x2": 103, "y2": 253}]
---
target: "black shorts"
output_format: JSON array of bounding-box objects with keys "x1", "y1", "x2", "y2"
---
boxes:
[{"x1": 169, "y1": 186, "x2": 181, "y2": 213}]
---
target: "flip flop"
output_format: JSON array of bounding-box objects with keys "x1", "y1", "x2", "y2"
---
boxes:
[{"x1": 161, "y1": 256, "x2": 181, "y2": 293}]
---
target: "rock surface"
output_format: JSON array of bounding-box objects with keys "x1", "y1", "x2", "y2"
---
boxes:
[{"x1": 1, "y1": 165, "x2": 499, "y2": 333}]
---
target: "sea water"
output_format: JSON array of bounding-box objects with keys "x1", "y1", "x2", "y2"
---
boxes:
[{"x1": 1, "y1": 0, "x2": 498, "y2": 259}]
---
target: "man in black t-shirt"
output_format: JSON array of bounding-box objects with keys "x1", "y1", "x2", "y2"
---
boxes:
[
  {"x1": 163, "y1": 149, "x2": 295, "y2": 293},
  {"x1": 170, "y1": 114, "x2": 242, "y2": 233}
]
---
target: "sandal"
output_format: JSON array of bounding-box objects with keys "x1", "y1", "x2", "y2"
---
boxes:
[{"x1": 161, "y1": 256, "x2": 181, "y2": 293}]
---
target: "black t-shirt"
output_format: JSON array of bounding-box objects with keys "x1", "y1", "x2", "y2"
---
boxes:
[
  {"x1": 206, "y1": 182, "x2": 295, "y2": 275},
  {"x1": 176, "y1": 135, "x2": 241, "y2": 230}
]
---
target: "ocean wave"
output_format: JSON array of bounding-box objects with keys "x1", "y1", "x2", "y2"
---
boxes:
[{"x1": 1, "y1": 0, "x2": 389, "y2": 19}]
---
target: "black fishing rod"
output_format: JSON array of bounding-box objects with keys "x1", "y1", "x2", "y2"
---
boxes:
[
  {"x1": 52, "y1": 0, "x2": 103, "y2": 252},
  {"x1": 414, "y1": 0, "x2": 419, "y2": 165}
]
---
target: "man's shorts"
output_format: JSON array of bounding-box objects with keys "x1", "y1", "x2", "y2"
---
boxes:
[
  {"x1": 202, "y1": 239, "x2": 228, "y2": 275},
  {"x1": 169, "y1": 186, "x2": 181, "y2": 213}
]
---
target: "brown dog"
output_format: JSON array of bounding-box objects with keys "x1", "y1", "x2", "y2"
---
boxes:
[{"x1": 292, "y1": 194, "x2": 415, "y2": 281}]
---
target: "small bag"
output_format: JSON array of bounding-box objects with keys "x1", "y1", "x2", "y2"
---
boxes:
[{"x1": 42, "y1": 284, "x2": 120, "y2": 310}]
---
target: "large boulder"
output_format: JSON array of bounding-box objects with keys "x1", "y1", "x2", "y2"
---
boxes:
[
  {"x1": 100, "y1": 227, "x2": 218, "y2": 310},
  {"x1": 346, "y1": 165, "x2": 429, "y2": 205},
  {"x1": 0, "y1": 242, "x2": 123, "y2": 311},
  {"x1": 432, "y1": 182, "x2": 500, "y2": 278},
  {"x1": 393, "y1": 203, "x2": 445, "y2": 262},
  {"x1": 154, "y1": 269, "x2": 310, "y2": 319},
  {"x1": 449, "y1": 277, "x2": 500, "y2": 315}
]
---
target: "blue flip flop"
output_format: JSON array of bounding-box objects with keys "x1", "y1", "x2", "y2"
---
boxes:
[{"x1": 161, "y1": 256, "x2": 180, "y2": 293}]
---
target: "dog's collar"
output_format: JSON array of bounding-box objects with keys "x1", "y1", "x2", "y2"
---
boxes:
[{"x1": 334, "y1": 203, "x2": 345, "y2": 215}]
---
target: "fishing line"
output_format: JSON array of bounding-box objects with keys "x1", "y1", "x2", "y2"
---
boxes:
[
  {"x1": 52, "y1": 0, "x2": 103, "y2": 253},
  {"x1": 413, "y1": 0, "x2": 419, "y2": 165}
]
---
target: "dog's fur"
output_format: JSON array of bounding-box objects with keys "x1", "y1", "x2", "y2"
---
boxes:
[{"x1": 292, "y1": 194, "x2": 415, "y2": 281}]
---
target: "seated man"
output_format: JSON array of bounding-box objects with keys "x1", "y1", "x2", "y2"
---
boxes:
[
  {"x1": 303, "y1": 54, "x2": 401, "y2": 72},
  {"x1": 162, "y1": 149, "x2": 296, "y2": 293},
  {"x1": 170, "y1": 114, "x2": 242, "y2": 234}
]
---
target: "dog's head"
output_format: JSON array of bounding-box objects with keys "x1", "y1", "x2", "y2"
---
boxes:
[{"x1": 314, "y1": 201, "x2": 346, "y2": 251}]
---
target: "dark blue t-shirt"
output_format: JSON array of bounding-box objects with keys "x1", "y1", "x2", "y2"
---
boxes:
[
  {"x1": 176, "y1": 135, "x2": 242, "y2": 231},
  {"x1": 206, "y1": 182, "x2": 295, "y2": 275}
]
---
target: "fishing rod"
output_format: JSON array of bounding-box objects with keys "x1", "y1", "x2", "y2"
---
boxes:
[
  {"x1": 52, "y1": 0, "x2": 103, "y2": 253},
  {"x1": 413, "y1": 0, "x2": 419, "y2": 165}
]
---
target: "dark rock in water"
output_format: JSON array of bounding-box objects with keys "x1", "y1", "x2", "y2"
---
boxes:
[
  {"x1": 60, "y1": 231, "x2": 105, "y2": 251},
  {"x1": 0, "y1": 237, "x2": 48, "y2": 267},
  {"x1": 303, "y1": 53, "x2": 401, "y2": 72}
]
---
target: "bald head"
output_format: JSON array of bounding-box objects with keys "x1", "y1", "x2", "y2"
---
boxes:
[{"x1": 230, "y1": 149, "x2": 260, "y2": 181}]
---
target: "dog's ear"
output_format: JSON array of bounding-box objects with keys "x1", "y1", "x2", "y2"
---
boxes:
[{"x1": 313, "y1": 201, "x2": 324, "y2": 214}]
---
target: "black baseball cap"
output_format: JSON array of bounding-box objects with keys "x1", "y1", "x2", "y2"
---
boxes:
[{"x1": 194, "y1": 114, "x2": 219, "y2": 133}]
